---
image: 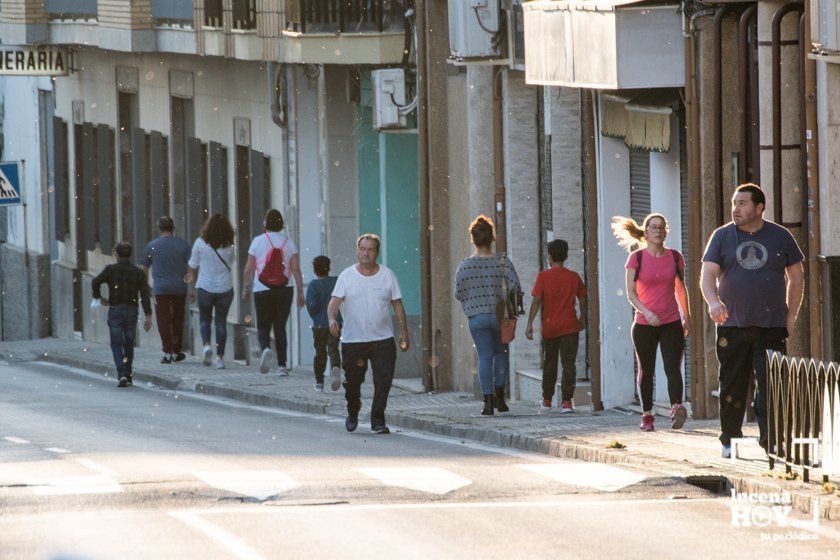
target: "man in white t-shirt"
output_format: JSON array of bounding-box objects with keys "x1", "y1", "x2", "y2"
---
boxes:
[{"x1": 328, "y1": 233, "x2": 409, "y2": 434}]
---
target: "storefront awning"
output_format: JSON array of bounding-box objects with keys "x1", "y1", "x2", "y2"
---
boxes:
[
  {"x1": 523, "y1": 0, "x2": 685, "y2": 89},
  {"x1": 601, "y1": 90, "x2": 677, "y2": 152}
]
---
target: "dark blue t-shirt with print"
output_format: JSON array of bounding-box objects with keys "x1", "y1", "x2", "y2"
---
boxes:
[{"x1": 702, "y1": 221, "x2": 803, "y2": 328}]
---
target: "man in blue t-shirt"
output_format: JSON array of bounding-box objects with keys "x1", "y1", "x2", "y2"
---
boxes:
[
  {"x1": 701, "y1": 184, "x2": 805, "y2": 458},
  {"x1": 142, "y1": 216, "x2": 192, "y2": 364}
]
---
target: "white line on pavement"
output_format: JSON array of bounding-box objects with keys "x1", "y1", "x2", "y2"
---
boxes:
[
  {"x1": 173, "y1": 496, "x2": 721, "y2": 517},
  {"x1": 169, "y1": 511, "x2": 267, "y2": 560},
  {"x1": 25, "y1": 475, "x2": 123, "y2": 496},
  {"x1": 356, "y1": 467, "x2": 472, "y2": 495},
  {"x1": 3, "y1": 436, "x2": 29, "y2": 444},
  {"x1": 44, "y1": 447, "x2": 71, "y2": 454},
  {"x1": 192, "y1": 470, "x2": 302, "y2": 501},
  {"x1": 74, "y1": 458, "x2": 118, "y2": 477},
  {"x1": 519, "y1": 463, "x2": 647, "y2": 492}
]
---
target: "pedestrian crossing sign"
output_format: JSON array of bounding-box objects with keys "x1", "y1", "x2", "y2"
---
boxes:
[{"x1": 0, "y1": 162, "x2": 21, "y2": 206}]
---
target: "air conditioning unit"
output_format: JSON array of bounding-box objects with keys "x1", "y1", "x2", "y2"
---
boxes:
[
  {"x1": 448, "y1": 0, "x2": 501, "y2": 61},
  {"x1": 371, "y1": 68, "x2": 406, "y2": 130}
]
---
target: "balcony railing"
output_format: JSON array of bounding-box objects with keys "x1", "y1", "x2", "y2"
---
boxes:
[
  {"x1": 232, "y1": 0, "x2": 256, "y2": 30},
  {"x1": 285, "y1": 0, "x2": 406, "y2": 33},
  {"x1": 45, "y1": 0, "x2": 97, "y2": 21},
  {"x1": 204, "y1": 0, "x2": 223, "y2": 28}
]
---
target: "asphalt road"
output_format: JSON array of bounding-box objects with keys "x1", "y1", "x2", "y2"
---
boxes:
[{"x1": 1, "y1": 361, "x2": 837, "y2": 559}]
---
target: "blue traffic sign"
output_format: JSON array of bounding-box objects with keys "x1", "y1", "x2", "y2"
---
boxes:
[{"x1": 0, "y1": 162, "x2": 21, "y2": 206}]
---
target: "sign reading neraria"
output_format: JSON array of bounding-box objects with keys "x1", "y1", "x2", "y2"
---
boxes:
[{"x1": 0, "y1": 47, "x2": 69, "y2": 76}]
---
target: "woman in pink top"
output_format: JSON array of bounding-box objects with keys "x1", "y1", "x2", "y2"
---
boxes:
[{"x1": 612, "y1": 213, "x2": 691, "y2": 432}]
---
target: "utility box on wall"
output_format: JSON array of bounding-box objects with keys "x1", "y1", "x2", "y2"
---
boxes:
[
  {"x1": 371, "y1": 68, "x2": 406, "y2": 130},
  {"x1": 448, "y1": 0, "x2": 501, "y2": 61}
]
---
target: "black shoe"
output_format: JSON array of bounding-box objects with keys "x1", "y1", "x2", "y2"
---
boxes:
[
  {"x1": 161, "y1": 355, "x2": 172, "y2": 364},
  {"x1": 345, "y1": 415, "x2": 358, "y2": 432},
  {"x1": 118, "y1": 377, "x2": 129, "y2": 388},
  {"x1": 127, "y1": 377, "x2": 134, "y2": 386},
  {"x1": 481, "y1": 394, "x2": 494, "y2": 416},
  {"x1": 494, "y1": 387, "x2": 509, "y2": 413},
  {"x1": 371, "y1": 425, "x2": 390, "y2": 434},
  {"x1": 173, "y1": 352, "x2": 186, "y2": 363}
]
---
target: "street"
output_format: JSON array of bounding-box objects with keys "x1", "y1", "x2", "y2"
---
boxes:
[{"x1": 0, "y1": 361, "x2": 836, "y2": 559}]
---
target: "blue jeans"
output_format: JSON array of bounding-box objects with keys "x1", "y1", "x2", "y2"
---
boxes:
[
  {"x1": 107, "y1": 305, "x2": 138, "y2": 377},
  {"x1": 468, "y1": 313, "x2": 509, "y2": 395},
  {"x1": 197, "y1": 288, "x2": 234, "y2": 357}
]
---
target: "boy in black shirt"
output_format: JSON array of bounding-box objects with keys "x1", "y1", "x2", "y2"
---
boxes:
[{"x1": 92, "y1": 242, "x2": 153, "y2": 387}]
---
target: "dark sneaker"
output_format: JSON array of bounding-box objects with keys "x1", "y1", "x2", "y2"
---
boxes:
[
  {"x1": 173, "y1": 352, "x2": 186, "y2": 363},
  {"x1": 640, "y1": 415, "x2": 655, "y2": 432},
  {"x1": 371, "y1": 425, "x2": 390, "y2": 434},
  {"x1": 118, "y1": 377, "x2": 129, "y2": 388},
  {"x1": 670, "y1": 403, "x2": 687, "y2": 429},
  {"x1": 345, "y1": 415, "x2": 358, "y2": 432},
  {"x1": 330, "y1": 366, "x2": 342, "y2": 392},
  {"x1": 539, "y1": 398, "x2": 552, "y2": 413},
  {"x1": 161, "y1": 354, "x2": 172, "y2": 364},
  {"x1": 127, "y1": 377, "x2": 134, "y2": 386}
]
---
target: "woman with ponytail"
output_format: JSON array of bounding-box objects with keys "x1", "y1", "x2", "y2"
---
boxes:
[
  {"x1": 612, "y1": 214, "x2": 691, "y2": 431},
  {"x1": 455, "y1": 215, "x2": 522, "y2": 416}
]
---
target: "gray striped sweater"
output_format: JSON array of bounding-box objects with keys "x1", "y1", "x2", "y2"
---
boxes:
[{"x1": 454, "y1": 255, "x2": 522, "y2": 318}]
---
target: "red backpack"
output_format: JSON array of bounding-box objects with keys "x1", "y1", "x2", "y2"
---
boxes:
[{"x1": 258, "y1": 233, "x2": 289, "y2": 288}]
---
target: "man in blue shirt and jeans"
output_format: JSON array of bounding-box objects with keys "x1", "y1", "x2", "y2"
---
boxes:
[
  {"x1": 142, "y1": 216, "x2": 192, "y2": 364},
  {"x1": 306, "y1": 255, "x2": 342, "y2": 393},
  {"x1": 701, "y1": 184, "x2": 805, "y2": 458}
]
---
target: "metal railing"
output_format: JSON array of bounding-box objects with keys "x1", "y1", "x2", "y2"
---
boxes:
[
  {"x1": 204, "y1": 0, "x2": 223, "y2": 28},
  {"x1": 284, "y1": 0, "x2": 406, "y2": 33},
  {"x1": 766, "y1": 351, "x2": 840, "y2": 483},
  {"x1": 232, "y1": 0, "x2": 256, "y2": 30}
]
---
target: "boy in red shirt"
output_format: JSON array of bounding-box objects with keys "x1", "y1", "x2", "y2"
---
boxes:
[{"x1": 525, "y1": 239, "x2": 587, "y2": 413}]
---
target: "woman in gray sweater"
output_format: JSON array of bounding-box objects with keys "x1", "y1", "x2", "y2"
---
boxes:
[{"x1": 454, "y1": 215, "x2": 522, "y2": 415}]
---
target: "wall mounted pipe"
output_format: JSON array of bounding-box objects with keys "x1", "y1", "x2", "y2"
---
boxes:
[
  {"x1": 713, "y1": 5, "x2": 732, "y2": 226},
  {"x1": 738, "y1": 5, "x2": 757, "y2": 184}
]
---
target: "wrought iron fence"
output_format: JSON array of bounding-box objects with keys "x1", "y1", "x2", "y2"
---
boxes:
[
  {"x1": 766, "y1": 351, "x2": 840, "y2": 483},
  {"x1": 285, "y1": 0, "x2": 407, "y2": 33}
]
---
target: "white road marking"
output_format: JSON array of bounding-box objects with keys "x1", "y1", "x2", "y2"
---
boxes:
[
  {"x1": 356, "y1": 467, "x2": 472, "y2": 495},
  {"x1": 44, "y1": 447, "x2": 71, "y2": 454},
  {"x1": 193, "y1": 470, "x2": 301, "y2": 500},
  {"x1": 518, "y1": 462, "x2": 646, "y2": 492},
  {"x1": 169, "y1": 511, "x2": 267, "y2": 560},
  {"x1": 176, "y1": 496, "x2": 721, "y2": 517},
  {"x1": 25, "y1": 475, "x2": 123, "y2": 496},
  {"x1": 74, "y1": 458, "x2": 118, "y2": 477},
  {"x1": 3, "y1": 436, "x2": 29, "y2": 444}
]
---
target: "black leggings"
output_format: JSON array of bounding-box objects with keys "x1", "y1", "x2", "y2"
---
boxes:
[{"x1": 631, "y1": 320, "x2": 685, "y2": 411}]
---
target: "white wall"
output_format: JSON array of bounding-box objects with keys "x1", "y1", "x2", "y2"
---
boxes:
[
  {"x1": 596, "y1": 96, "x2": 635, "y2": 408},
  {"x1": 1, "y1": 75, "x2": 53, "y2": 254}
]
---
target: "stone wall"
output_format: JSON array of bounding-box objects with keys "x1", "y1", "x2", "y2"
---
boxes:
[{"x1": 0, "y1": 243, "x2": 51, "y2": 340}]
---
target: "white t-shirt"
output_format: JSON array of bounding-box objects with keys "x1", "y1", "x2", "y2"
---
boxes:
[
  {"x1": 332, "y1": 264, "x2": 402, "y2": 343},
  {"x1": 188, "y1": 238, "x2": 233, "y2": 293},
  {"x1": 248, "y1": 231, "x2": 298, "y2": 292}
]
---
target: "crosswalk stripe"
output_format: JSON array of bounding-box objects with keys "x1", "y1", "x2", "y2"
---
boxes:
[
  {"x1": 518, "y1": 462, "x2": 646, "y2": 492},
  {"x1": 3, "y1": 436, "x2": 29, "y2": 444},
  {"x1": 44, "y1": 447, "x2": 71, "y2": 454},
  {"x1": 356, "y1": 467, "x2": 472, "y2": 495},
  {"x1": 192, "y1": 470, "x2": 301, "y2": 500},
  {"x1": 25, "y1": 475, "x2": 123, "y2": 496}
]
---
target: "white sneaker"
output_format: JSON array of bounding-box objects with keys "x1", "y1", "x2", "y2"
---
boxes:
[
  {"x1": 259, "y1": 348, "x2": 274, "y2": 374},
  {"x1": 721, "y1": 445, "x2": 732, "y2": 459},
  {"x1": 203, "y1": 345, "x2": 213, "y2": 366},
  {"x1": 277, "y1": 366, "x2": 289, "y2": 377},
  {"x1": 213, "y1": 357, "x2": 225, "y2": 370},
  {"x1": 314, "y1": 382, "x2": 324, "y2": 393},
  {"x1": 330, "y1": 366, "x2": 342, "y2": 392}
]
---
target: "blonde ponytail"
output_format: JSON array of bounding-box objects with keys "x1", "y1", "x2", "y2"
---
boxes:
[{"x1": 611, "y1": 216, "x2": 646, "y2": 251}]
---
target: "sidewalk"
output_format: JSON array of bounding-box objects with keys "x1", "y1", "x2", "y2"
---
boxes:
[{"x1": 3, "y1": 337, "x2": 840, "y2": 521}]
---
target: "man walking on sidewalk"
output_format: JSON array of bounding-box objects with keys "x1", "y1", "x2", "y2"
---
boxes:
[
  {"x1": 143, "y1": 216, "x2": 192, "y2": 364},
  {"x1": 327, "y1": 234, "x2": 410, "y2": 434},
  {"x1": 92, "y1": 242, "x2": 153, "y2": 387},
  {"x1": 701, "y1": 184, "x2": 804, "y2": 458}
]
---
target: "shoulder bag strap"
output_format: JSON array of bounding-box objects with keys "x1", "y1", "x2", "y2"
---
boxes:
[
  {"x1": 212, "y1": 246, "x2": 231, "y2": 272},
  {"x1": 634, "y1": 250, "x2": 643, "y2": 282},
  {"x1": 499, "y1": 255, "x2": 510, "y2": 320},
  {"x1": 671, "y1": 249, "x2": 684, "y2": 281}
]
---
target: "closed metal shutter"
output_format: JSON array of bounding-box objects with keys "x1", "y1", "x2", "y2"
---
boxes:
[
  {"x1": 679, "y1": 108, "x2": 691, "y2": 402},
  {"x1": 629, "y1": 148, "x2": 651, "y2": 224}
]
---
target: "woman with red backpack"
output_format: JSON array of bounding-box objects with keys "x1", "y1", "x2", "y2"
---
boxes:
[
  {"x1": 243, "y1": 209, "x2": 305, "y2": 375},
  {"x1": 612, "y1": 213, "x2": 691, "y2": 432}
]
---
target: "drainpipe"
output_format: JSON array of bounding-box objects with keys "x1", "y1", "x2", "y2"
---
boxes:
[
  {"x1": 801, "y1": 6, "x2": 822, "y2": 358},
  {"x1": 738, "y1": 5, "x2": 757, "y2": 183},
  {"x1": 416, "y1": 0, "x2": 434, "y2": 392},
  {"x1": 582, "y1": 90, "x2": 602, "y2": 412},
  {"x1": 713, "y1": 5, "x2": 731, "y2": 227},
  {"x1": 771, "y1": 2, "x2": 804, "y2": 224},
  {"x1": 492, "y1": 67, "x2": 506, "y2": 255}
]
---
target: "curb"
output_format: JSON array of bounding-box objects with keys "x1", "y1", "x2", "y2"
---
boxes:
[{"x1": 16, "y1": 350, "x2": 840, "y2": 522}]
